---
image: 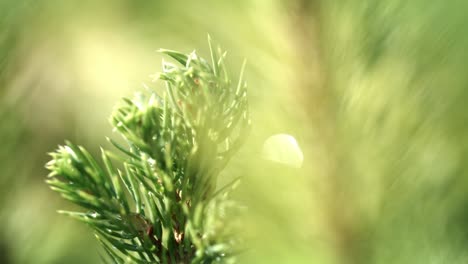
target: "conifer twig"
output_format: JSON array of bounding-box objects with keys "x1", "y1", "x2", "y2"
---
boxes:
[{"x1": 46, "y1": 37, "x2": 249, "y2": 263}]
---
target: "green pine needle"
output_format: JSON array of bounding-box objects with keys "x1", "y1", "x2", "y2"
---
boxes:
[{"x1": 46, "y1": 37, "x2": 249, "y2": 264}]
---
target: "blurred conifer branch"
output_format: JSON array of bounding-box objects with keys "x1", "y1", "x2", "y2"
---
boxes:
[{"x1": 45, "y1": 37, "x2": 250, "y2": 263}]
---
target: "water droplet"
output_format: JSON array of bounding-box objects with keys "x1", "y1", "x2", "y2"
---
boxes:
[{"x1": 262, "y1": 134, "x2": 304, "y2": 168}]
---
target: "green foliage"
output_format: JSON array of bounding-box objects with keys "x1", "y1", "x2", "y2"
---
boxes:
[{"x1": 46, "y1": 38, "x2": 249, "y2": 263}]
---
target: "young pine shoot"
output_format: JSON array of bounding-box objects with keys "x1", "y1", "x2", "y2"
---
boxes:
[{"x1": 46, "y1": 38, "x2": 249, "y2": 264}]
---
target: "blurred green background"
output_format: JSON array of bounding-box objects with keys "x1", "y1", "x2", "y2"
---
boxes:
[{"x1": 2, "y1": 0, "x2": 468, "y2": 263}]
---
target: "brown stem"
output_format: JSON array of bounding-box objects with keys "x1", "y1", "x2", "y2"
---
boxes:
[{"x1": 287, "y1": 1, "x2": 360, "y2": 264}]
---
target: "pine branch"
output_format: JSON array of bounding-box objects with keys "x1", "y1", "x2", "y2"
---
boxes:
[{"x1": 46, "y1": 37, "x2": 249, "y2": 264}]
